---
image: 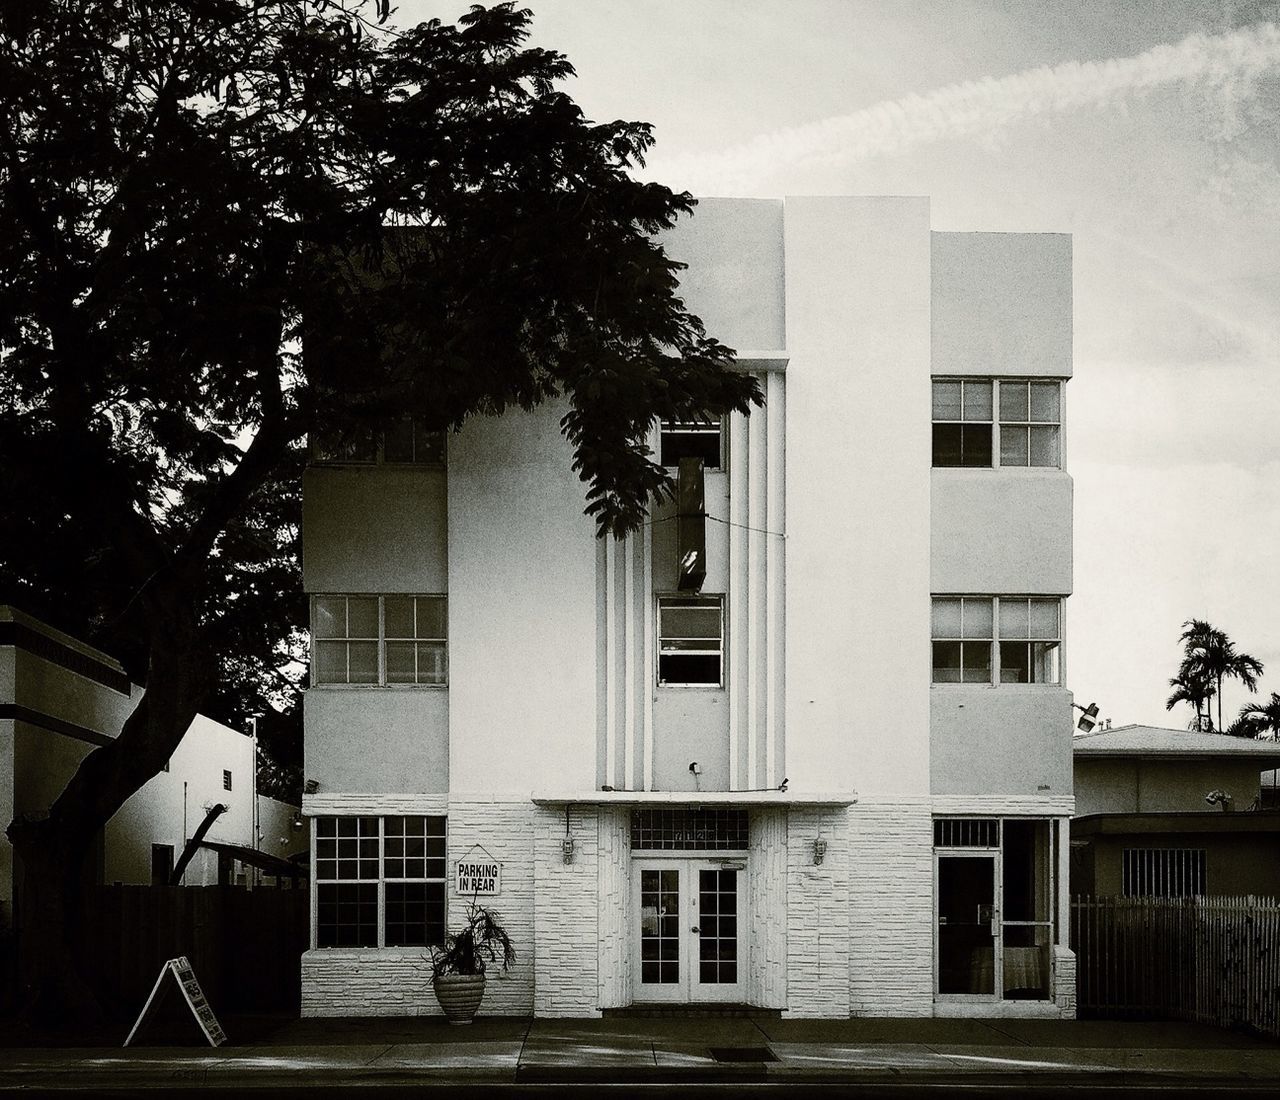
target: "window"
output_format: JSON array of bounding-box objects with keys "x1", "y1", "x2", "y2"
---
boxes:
[
  {"x1": 223, "y1": 769, "x2": 233, "y2": 792},
  {"x1": 660, "y1": 418, "x2": 723, "y2": 470},
  {"x1": 931, "y1": 597, "x2": 993, "y2": 683},
  {"x1": 658, "y1": 594, "x2": 724, "y2": 686},
  {"x1": 1123, "y1": 848, "x2": 1205, "y2": 898},
  {"x1": 311, "y1": 418, "x2": 445, "y2": 466},
  {"x1": 931, "y1": 380, "x2": 992, "y2": 467},
  {"x1": 998, "y1": 598, "x2": 1061, "y2": 684},
  {"x1": 315, "y1": 816, "x2": 447, "y2": 948},
  {"x1": 932, "y1": 596, "x2": 1062, "y2": 685},
  {"x1": 312, "y1": 595, "x2": 447, "y2": 686},
  {"x1": 932, "y1": 379, "x2": 1062, "y2": 469},
  {"x1": 632, "y1": 808, "x2": 748, "y2": 851}
]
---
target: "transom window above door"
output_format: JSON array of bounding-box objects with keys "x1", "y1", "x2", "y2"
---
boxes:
[{"x1": 932, "y1": 378, "x2": 1062, "y2": 469}]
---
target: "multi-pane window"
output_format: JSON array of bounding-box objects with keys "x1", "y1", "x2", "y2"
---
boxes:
[
  {"x1": 658, "y1": 595, "x2": 724, "y2": 686},
  {"x1": 315, "y1": 816, "x2": 447, "y2": 948},
  {"x1": 659, "y1": 418, "x2": 723, "y2": 470},
  {"x1": 999, "y1": 381, "x2": 1060, "y2": 467},
  {"x1": 932, "y1": 597, "x2": 1062, "y2": 685},
  {"x1": 931, "y1": 597, "x2": 993, "y2": 683},
  {"x1": 223, "y1": 769, "x2": 233, "y2": 792},
  {"x1": 311, "y1": 418, "x2": 445, "y2": 466},
  {"x1": 931, "y1": 380, "x2": 993, "y2": 467},
  {"x1": 932, "y1": 379, "x2": 1062, "y2": 469},
  {"x1": 998, "y1": 598, "x2": 1061, "y2": 684},
  {"x1": 312, "y1": 595, "x2": 447, "y2": 686}
]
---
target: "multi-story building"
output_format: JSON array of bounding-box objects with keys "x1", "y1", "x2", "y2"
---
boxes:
[{"x1": 300, "y1": 196, "x2": 1076, "y2": 1018}]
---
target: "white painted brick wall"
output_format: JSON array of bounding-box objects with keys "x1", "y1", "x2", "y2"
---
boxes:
[
  {"x1": 748, "y1": 808, "x2": 787, "y2": 1009},
  {"x1": 597, "y1": 806, "x2": 631, "y2": 1009},
  {"x1": 302, "y1": 949, "x2": 437, "y2": 1017},
  {"x1": 784, "y1": 807, "x2": 850, "y2": 1018},
  {"x1": 534, "y1": 806, "x2": 601, "y2": 1016},
  {"x1": 1053, "y1": 945, "x2": 1077, "y2": 1018},
  {"x1": 848, "y1": 799, "x2": 935, "y2": 1017}
]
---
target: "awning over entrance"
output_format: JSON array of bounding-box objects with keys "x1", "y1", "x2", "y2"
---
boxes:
[{"x1": 530, "y1": 789, "x2": 857, "y2": 807}]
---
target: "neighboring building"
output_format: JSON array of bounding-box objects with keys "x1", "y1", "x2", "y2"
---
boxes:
[
  {"x1": 1072, "y1": 723, "x2": 1280, "y2": 897},
  {"x1": 301, "y1": 196, "x2": 1077, "y2": 1018},
  {"x1": 1, "y1": 605, "x2": 305, "y2": 934}
]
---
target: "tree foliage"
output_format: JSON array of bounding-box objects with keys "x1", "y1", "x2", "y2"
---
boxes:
[
  {"x1": 1166, "y1": 619, "x2": 1265, "y2": 735},
  {"x1": 0, "y1": 0, "x2": 757, "y2": 1021}
]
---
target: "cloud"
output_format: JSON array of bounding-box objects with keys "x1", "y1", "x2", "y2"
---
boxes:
[{"x1": 651, "y1": 23, "x2": 1280, "y2": 193}]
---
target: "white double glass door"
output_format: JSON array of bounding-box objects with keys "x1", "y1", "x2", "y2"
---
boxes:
[{"x1": 632, "y1": 859, "x2": 745, "y2": 1003}]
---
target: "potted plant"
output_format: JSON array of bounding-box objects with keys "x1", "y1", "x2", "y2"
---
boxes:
[{"x1": 428, "y1": 900, "x2": 516, "y2": 1024}]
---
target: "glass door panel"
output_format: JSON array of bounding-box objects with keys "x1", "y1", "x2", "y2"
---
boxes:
[
  {"x1": 936, "y1": 854, "x2": 997, "y2": 996},
  {"x1": 691, "y1": 866, "x2": 742, "y2": 1000},
  {"x1": 638, "y1": 866, "x2": 682, "y2": 996}
]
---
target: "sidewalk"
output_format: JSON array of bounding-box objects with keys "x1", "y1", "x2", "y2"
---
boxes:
[{"x1": 3, "y1": 1015, "x2": 1279, "y2": 1094}]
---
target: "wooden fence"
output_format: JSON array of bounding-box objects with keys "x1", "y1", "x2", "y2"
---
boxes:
[
  {"x1": 59, "y1": 885, "x2": 308, "y2": 1016},
  {"x1": 1072, "y1": 895, "x2": 1280, "y2": 1037}
]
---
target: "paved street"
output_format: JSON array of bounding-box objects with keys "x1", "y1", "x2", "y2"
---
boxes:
[{"x1": 3, "y1": 1015, "x2": 1279, "y2": 1096}]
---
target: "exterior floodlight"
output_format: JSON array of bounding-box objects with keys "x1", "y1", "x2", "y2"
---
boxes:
[{"x1": 1073, "y1": 702, "x2": 1100, "y2": 733}]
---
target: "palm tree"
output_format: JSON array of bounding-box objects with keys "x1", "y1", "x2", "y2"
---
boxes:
[
  {"x1": 1166, "y1": 670, "x2": 1214, "y2": 731},
  {"x1": 1178, "y1": 619, "x2": 1265, "y2": 734},
  {"x1": 1233, "y1": 693, "x2": 1280, "y2": 740}
]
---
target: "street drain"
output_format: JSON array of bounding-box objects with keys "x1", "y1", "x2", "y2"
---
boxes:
[{"x1": 708, "y1": 1046, "x2": 778, "y2": 1063}]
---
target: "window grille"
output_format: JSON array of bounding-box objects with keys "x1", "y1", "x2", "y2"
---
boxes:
[
  {"x1": 1122, "y1": 848, "x2": 1206, "y2": 898},
  {"x1": 631, "y1": 808, "x2": 748, "y2": 851},
  {"x1": 933, "y1": 817, "x2": 1000, "y2": 848}
]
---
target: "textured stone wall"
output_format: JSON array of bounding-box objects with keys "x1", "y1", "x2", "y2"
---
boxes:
[
  {"x1": 748, "y1": 808, "x2": 788, "y2": 1008},
  {"x1": 848, "y1": 798, "x2": 935, "y2": 1017},
  {"x1": 1053, "y1": 945, "x2": 1077, "y2": 1018},
  {"x1": 534, "y1": 805, "x2": 601, "y2": 1016},
  {"x1": 784, "y1": 806, "x2": 850, "y2": 1017},
  {"x1": 597, "y1": 806, "x2": 632, "y2": 1009},
  {"x1": 302, "y1": 949, "x2": 437, "y2": 1017}
]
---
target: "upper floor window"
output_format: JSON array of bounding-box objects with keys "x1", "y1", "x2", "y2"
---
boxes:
[
  {"x1": 932, "y1": 379, "x2": 1061, "y2": 469},
  {"x1": 311, "y1": 417, "x2": 445, "y2": 466},
  {"x1": 312, "y1": 594, "x2": 447, "y2": 686},
  {"x1": 314, "y1": 815, "x2": 447, "y2": 948},
  {"x1": 658, "y1": 594, "x2": 724, "y2": 686},
  {"x1": 932, "y1": 596, "x2": 1061, "y2": 685},
  {"x1": 660, "y1": 418, "x2": 723, "y2": 470},
  {"x1": 223, "y1": 769, "x2": 233, "y2": 791}
]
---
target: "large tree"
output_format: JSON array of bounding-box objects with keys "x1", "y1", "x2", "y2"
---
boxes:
[
  {"x1": 1173, "y1": 619, "x2": 1264, "y2": 735},
  {"x1": 0, "y1": 0, "x2": 758, "y2": 1022}
]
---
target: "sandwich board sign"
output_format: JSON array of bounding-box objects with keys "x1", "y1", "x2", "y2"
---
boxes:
[{"x1": 124, "y1": 956, "x2": 226, "y2": 1047}]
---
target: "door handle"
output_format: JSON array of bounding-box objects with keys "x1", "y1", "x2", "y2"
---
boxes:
[{"x1": 691, "y1": 926, "x2": 700, "y2": 933}]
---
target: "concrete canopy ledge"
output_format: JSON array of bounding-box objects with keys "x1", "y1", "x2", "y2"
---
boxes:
[
  {"x1": 732, "y1": 351, "x2": 788, "y2": 373},
  {"x1": 530, "y1": 790, "x2": 856, "y2": 807}
]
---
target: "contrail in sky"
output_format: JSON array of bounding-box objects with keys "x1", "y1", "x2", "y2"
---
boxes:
[{"x1": 650, "y1": 23, "x2": 1280, "y2": 193}]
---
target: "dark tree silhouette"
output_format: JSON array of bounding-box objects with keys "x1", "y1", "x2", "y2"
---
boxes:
[
  {"x1": 1165, "y1": 669, "x2": 1214, "y2": 732},
  {"x1": 1230, "y1": 693, "x2": 1280, "y2": 740},
  {"x1": 0, "y1": 0, "x2": 758, "y2": 1022},
  {"x1": 1171, "y1": 619, "x2": 1264, "y2": 734}
]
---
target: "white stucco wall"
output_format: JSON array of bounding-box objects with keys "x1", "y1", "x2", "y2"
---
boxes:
[
  {"x1": 931, "y1": 232, "x2": 1073, "y2": 378},
  {"x1": 931, "y1": 470, "x2": 1073, "y2": 595},
  {"x1": 784, "y1": 196, "x2": 933, "y2": 797},
  {"x1": 1075, "y1": 756, "x2": 1267, "y2": 816},
  {"x1": 447, "y1": 402, "x2": 598, "y2": 796}
]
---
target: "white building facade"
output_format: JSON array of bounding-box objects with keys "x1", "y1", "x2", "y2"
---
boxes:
[{"x1": 300, "y1": 196, "x2": 1077, "y2": 1018}]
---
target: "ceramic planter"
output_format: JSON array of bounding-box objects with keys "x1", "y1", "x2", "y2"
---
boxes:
[{"x1": 432, "y1": 973, "x2": 486, "y2": 1024}]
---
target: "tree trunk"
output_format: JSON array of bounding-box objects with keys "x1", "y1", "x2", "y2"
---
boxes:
[{"x1": 5, "y1": 599, "x2": 212, "y2": 1028}]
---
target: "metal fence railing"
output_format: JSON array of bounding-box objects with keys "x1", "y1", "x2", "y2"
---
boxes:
[{"x1": 1072, "y1": 894, "x2": 1280, "y2": 1037}]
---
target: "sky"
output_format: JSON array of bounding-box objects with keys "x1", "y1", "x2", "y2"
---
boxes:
[{"x1": 397, "y1": 0, "x2": 1280, "y2": 732}]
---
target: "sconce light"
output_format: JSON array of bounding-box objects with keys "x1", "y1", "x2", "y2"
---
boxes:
[
  {"x1": 303, "y1": 778, "x2": 320, "y2": 795},
  {"x1": 562, "y1": 806, "x2": 575, "y2": 863},
  {"x1": 812, "y1": 838, "x2": 827, "y2": 866},
  {"x1": 292, "y1": 814, "x2": 304, "y2": 830}
]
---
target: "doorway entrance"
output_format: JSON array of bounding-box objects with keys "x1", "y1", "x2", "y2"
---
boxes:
[{"x1": 631, "y1": 859, "x2": 745, "y2": 1003}]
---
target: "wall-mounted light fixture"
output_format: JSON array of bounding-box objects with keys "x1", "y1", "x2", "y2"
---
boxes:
[
  {"x1": 812, "y1": 838, "x2": 827, "y2": 866},
  {"x1": 1205, "y1": 788, "x2": 1233, "y2": 811},
  {"x1": 1072, "y1": 702, "x2": 1100, "y2": 733},
  {"x1": 562, "y1": 806, "x2": 576, "y2": 863},
  {"x1": 304, "y1": 778, "x2": 320, "y2": 795}
]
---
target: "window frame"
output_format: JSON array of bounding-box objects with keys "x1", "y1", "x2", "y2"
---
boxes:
[
  {"x1": 656, "y1": 592, "x2": 726, "y2": 689},
  {"x1": 310, "y1": 418, "x2": 446, "y2": 467},
  {"x1": 311, "y1": 594, "x2": 448, "y2": 688},
  {"x1": 932, "y1": 378, "x2": 1064, "y2": 471},
  {"x1": 931, "y1": 595, "x2": 1064, "y2": 687},
  {"x1": 312, "y1": 815, "x2": 448, "y2": 950}
]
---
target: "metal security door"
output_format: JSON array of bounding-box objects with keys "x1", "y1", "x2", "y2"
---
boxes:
[{"x1": 935, "y1": 851, "x2": 1000, "y2": 1000}]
